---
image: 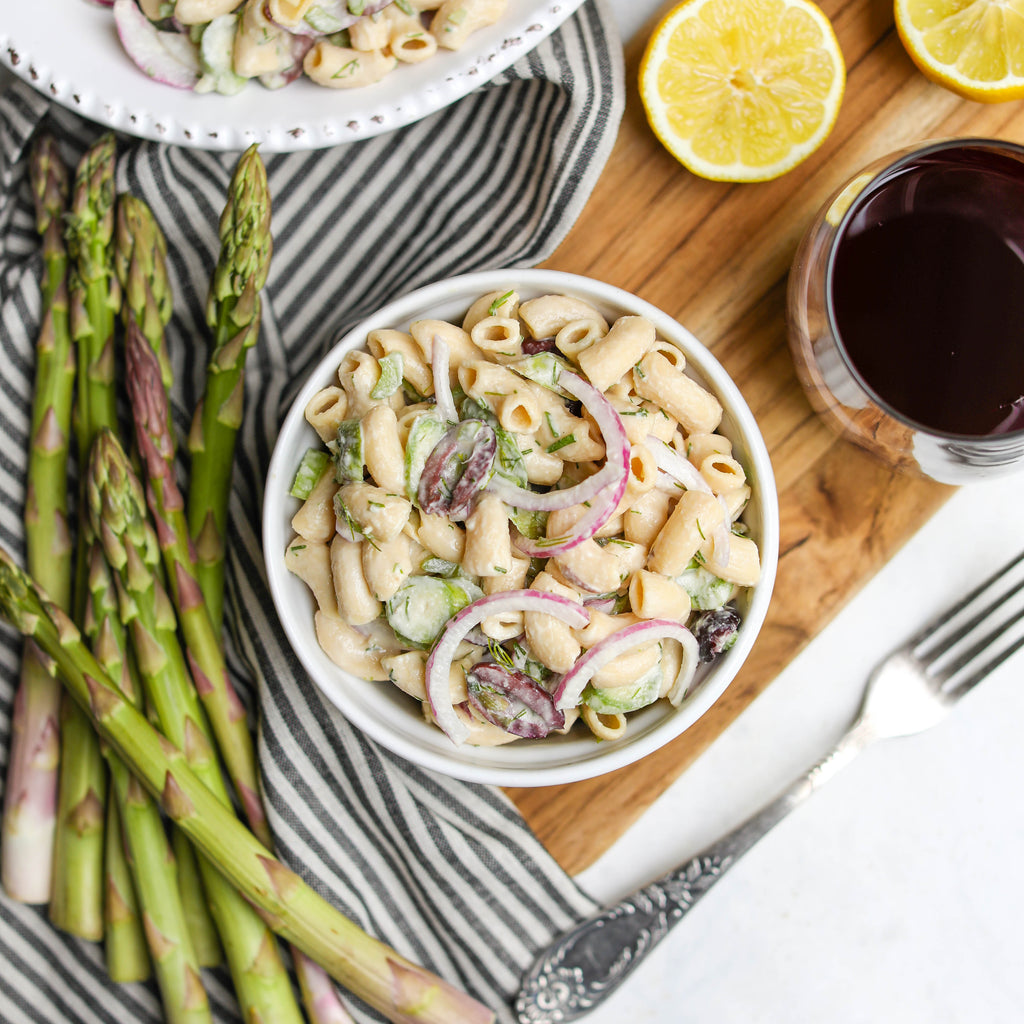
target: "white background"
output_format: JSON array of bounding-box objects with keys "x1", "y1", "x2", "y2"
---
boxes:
[{"x1": 574, "y1": 7, "x2": 1024, "y2": 1022}]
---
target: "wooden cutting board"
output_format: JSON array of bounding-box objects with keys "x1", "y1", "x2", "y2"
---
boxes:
[{"x1": 504, "y1": 0, "x2": 1024, "y2": 876}]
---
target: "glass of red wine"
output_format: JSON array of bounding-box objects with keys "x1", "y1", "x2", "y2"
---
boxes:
[{"x1": 787, "y1": 137, "x2": 1024, "y2": 484}]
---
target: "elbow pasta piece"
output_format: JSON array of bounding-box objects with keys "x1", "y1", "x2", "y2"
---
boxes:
[
  {"x1": 523, "y1": 572, "x2": 583, "y2": 674},
  {"x1": 719, "y1": 484, "x2": 752, "y2": 522},
  {"x1": 623, "y1": 487, "x2": 672, "y2": 548},
  {"x1": 336, "y1": 481, "x2": 411, "y2": 543},
  {"x1": 234, "y1": 12, "x2": 294, "y2": 78},
  {"x1": 573, "y1": 610, "x2": 639, "y2": 647},
  {"x1": 577, "y1": 315, "x2": 656, "y2": 393},
  {"x1": 431, "y1": 0, "x2": 507, "y2": 49},
  {"x1": 552, "y1": 538, "x2": 624, "y2": 594},
  {"x1": 349, "y1": 12, "x2": 392, "y2": 51},
  {"x1": 382, "y1": 651, "x2": 466, "y2": 703},
  {"x1": 362, "y1": 532, "x2": 415, "y2": 601},
  {"x1": 304, "y1": 43, "x2": 398, "y2": 89},
  {"x1": 266, "y1": 0, "x2": 314, "y2": 27},
  {"x1": 600, "y1": 538, "x2": 647, "y2": 580},
  {"x1": 648, "y1": 489, "x2": 727, "y2": 576},
  {"x1": 462, "y1": 495, "x2": 512, "y2": 577},
  {"x1": 704, "y1": 532, "x2": 761, "y2": 587},
  {"x1": 591, "y1": 640, "x2": 661, "y2": 689},
  {"x1": 514, "y1": 435, "x2": 564, "y2": 485},
  {"x1": 622, "y1": 442, "x2": 659, "y2": 505},
  {"x1": 633, "y1": 351, "x2": 723, "y2": 435},
  {"x1": 629, "y1": 570, "x2": 691, "y2": 622},
  {"x1": 462, "y1": 290, "x2": 518, "y2": 331},
  {"x1": 555, "y1": 318, "x2": 605, "y2": 361},
  {"x1": 330, "y1": 536, "x2": 381, "y2": 626},
  {"x1": 657, "y1": 638, "x2": 684, "y2": 698},
  {"x1": 361, "y1": 405, "x2": 407, "y2": 493},
  {"x1": 483, "y1": 552, "x2": 531, "y2": 594},
  {"x1": 649, "y1": 338, "x2": 687, "y2": 371},
  {"x1": 285, "y1": 537, "x2": 338, "y2": 617},
  {"x1": 175, "y1": 0, "x2": 239, "y2": 24},
  {"x1": 304, "y1": 386, "x2": 348, "y2": 444},
  {"x1": 366, "y1": 329, "x2": 434, "y2": 397},
  {"x1": 315, "y1": 612, "x2": 388, "y2": 680},
  {"x1": 338, "y1": 349, "x2": 402, "y2": 418},
  {"x1": 699, "y1": 452, "x2": 747, "y2": 494},
  {"x1": 416, "y1": 512, "x2": 465, "y2": 563},
  {"x1": 391, "y1": 28, "x2": 438, "y2": 63},
  {"x1": 469, "y1": 317, "x2": 524, "y2": 362},
  {"x1": 518, "y1": 294, "x2": 609, "y2": 339},
  {"x1": 580, "y1": 705, "x2": 627, "y2": 741},
  {"x1": 409, "y1": 319, "x2": 482, "y2": 378},
  {"x1": 684, "y1": 431, "x2": 732, "y2": 465},
  {"x1": 291, "y1": 469, "x2": 338, "y2": 543},
  {"x1": 497, "y1": 392, "x2": 543, "y2": 434}
]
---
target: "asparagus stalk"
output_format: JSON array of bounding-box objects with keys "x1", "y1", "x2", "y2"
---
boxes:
[
  {"x1": 171, "y1": 827, "x2": 223, "y2": 968},
  {"x1": 49, "y1": 132, "x2": 122, "y2": 941},
  {"x1": 124, "y1": 275, "x2": 352, "y2": 1024},
  {"x1": 87, "y1": 429, "x2": 304, "y2": 1024},
  {"x1": 0, "y1": 546, "x2": 496, "y2": 1024},
  {"x1": 187, "y1": 144, "x2": 272, "y2": 633},
  {"x1": 104, "y1": 797, "x2": 151, "y2": 983},
  {"x1": 1, "y1": 134, "x2": 75, "y2": 904},
  {"x1": 86, "y1": 541, "x2": 213, "y2": 1019},
  {"x1": 121, "y1": 222, "x2": 267, "y2": 845}
]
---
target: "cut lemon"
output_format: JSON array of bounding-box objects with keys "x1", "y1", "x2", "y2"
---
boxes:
[
  {"x1": 638, "y1": 0, "x2": 846, "y2": 182},
  {"x1": 895, "y1": 0, "x2": 1024, "y2": 102}
]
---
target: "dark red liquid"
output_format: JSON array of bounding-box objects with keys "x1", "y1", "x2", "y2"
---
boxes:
[{"x1": 829, "y1": 145, "x2": 1024, "y2": 436}]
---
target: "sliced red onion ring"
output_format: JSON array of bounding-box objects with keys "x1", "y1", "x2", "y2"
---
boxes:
[
  {"x1": 645, "y1": 437, "x2": 731, "y2": 565},
  {"x1": 431, "y1": 336, "x2": 458, "y2": 425},
  {"x1": 490, "y1": 368, "x2": 630, "y2": 556},
  {"x1": 426, "y1": 590, "x2": 590, "y2": 745},
  {"x1": 551, "y1": 618, "x2": 699, "y2": 711},
  {"x1": 113, "y1": 0, "x2": 200, "y2": 89}
]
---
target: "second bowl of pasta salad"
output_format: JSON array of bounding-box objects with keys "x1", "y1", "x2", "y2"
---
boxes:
[{"x1": 264, "y1": 270, "x2": 779, "y2": 785}]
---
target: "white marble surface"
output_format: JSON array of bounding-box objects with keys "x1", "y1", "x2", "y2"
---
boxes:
[{"x1": 574, "y1": 8, "x2": 1024, "y2": 1022}]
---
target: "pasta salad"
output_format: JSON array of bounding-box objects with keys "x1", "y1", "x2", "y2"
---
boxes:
[
  {"x1": 110, "y1": 0, "x2": 506, "y2": 95},
  {"x1": 285, "y1": 290, "x2": 762, "y2": 746}
]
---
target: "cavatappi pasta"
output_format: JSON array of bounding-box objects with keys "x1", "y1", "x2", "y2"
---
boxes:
[
  {"x1": 115, "y1": 0, "x2": 507, "y2": 96},
  {"x1": 285, "y1": 290, "x2": 762, "y2": 746}
]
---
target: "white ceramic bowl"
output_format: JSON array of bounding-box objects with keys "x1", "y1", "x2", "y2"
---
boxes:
[{"x1": 264, "y1": 270, "x2": 779, "y2": 786}]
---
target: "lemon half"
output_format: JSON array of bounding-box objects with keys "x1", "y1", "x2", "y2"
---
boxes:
[
  {"x1": 639, "y1": 0, "x2": 846, "y2": 182},
  {"x1": 895, "y1": 0, "x2": 1024, "y2": 102}
]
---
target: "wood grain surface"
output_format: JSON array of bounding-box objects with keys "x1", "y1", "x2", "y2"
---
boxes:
[{"x1": 503, "y1": 0, "x2": 1024, "y2": 875}]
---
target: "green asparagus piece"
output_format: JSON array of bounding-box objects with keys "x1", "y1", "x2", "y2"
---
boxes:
[
  {"x1": 187, "y1": 144, "x2": 272, "y2": 633},
  {"x1": 0, "y1": 546, "x2": 496, "y2": 1024},
  {"x1": 86, "y1": 540, "x2": 212, "y2": 1018},
  {"x1": 1, "y1": 134, "x2": 75, "y2": 904},
  {"x1": 87, "y1": 429, "x2": 303, "y2": 1024},
  {"x1": 49, "y1": 132, "x2": 122, "y2": 939},
  {"x1": 104, "y1": 796, "x2": 151, "y2": 983},
  {"x1": 171, "y1": 827, "x2": 223, "y2": 968},
  {"x1": 85, "y1": 543, "x2": 150, "y2": 982},
  {"x1": 121, "y1": 228, "x2": 268, "y2": 847}
]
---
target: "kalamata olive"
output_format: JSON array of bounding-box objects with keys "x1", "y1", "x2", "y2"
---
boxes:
[
  {"x1": 417, "y1": 420, "x2": 497, "y2": 518},
  {"x1": 693, "y1": 606, "x2": 741, "y2": 662},
  {"x1": 466, "y1": 662, "x2": 565, "y2": 739}
]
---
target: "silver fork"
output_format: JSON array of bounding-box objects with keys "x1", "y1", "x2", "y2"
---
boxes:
[{"x1": 515, "y1": 549, "x2": 1024, "y2": 1024}]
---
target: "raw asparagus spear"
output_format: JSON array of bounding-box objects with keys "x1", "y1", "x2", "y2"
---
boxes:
[
  {"x1": 113, "y1": 192, "x2": 224, "y2": 969},
  {"x1": 0, "y1": 546, "x2": 496, "y2": 1024},
  {"x1": 122, "y1": 243, "x2": 267, "y2": 845},
  {"x1": 187, "y1": 144, "x2": 272, "y2": 633},
  {"x1": 86, "y1": 540, "x2": 211, "y2": 1019},
  {"x1": 87, "y1": 429, "x2": 303, "y2": 1024},
  {"x1": 1, "y1": 134, "x2": 75, "y2": 904},
  {"x1": 104, "y1": 797, "x2": 151, "y2": 983},
  {"x1": 49, "y1": 132, "x2": 121, "y2": 940}
]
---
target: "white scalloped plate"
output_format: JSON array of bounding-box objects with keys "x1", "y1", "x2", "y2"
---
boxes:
[{"x1": 1, "y1": 0, "x2": 586, "y2": 151}]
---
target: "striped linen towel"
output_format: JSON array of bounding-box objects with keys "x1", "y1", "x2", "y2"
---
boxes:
[{"x1": 0, "y1": 4, "x2": 623, "y2": 1022}]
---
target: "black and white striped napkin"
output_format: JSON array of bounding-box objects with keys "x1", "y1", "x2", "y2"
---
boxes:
[{"x1": 0, "y1": 4, "x2": 622, "y2": 1020}]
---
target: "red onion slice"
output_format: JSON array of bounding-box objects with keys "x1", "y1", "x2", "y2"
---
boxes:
[
  {"x1": 113, "y1": 0, "x2": 200, "y2": 89},
  {"x1": 426, "y1": 590, "x2": 590, "y2": 745},
  {"x1": 431, "y1": 335, "x2": 458, "y2": 425},
  {"x1": 551, "y1": 618, "x2": 699, "y2": 711}
]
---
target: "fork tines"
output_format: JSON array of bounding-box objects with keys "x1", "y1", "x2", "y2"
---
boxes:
[{"x1": 909, "y1": 549, "x2": 1024, "y2": 699}]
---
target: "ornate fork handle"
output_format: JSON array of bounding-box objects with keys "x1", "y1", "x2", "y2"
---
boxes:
[{"x1": 515, "y1": 720, "x2": 873, "y2": 1024}]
